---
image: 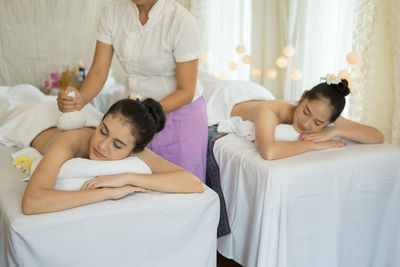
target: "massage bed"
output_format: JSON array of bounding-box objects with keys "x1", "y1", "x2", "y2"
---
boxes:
[
  {"x1": 213, "y1": 134, "x2": 400, "y2": 267},
  {"x1": 0, "y1": 84, "x2": 220, "y2": 267},
  {"x1": 200, "y1": 73, "x2": 400, "y2": 267}
]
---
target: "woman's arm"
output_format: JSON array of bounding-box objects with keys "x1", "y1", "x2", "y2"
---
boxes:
[
  {"x1": 159, "y1": 59, "x2": 198, "y2": 114},
  {"x1": 301, "y1": 116, "x2": 384, "y2": 144},
  {"x1": 81, "y1": 149, "x2": 204, "y2": 193},
  {"x1": 254, "y1": 104, "x2": 346, "y2": 160},
  {"x1": 329, "y1": 116, "x2": 384, "y2": 143},
  {"x1": 22, "y1": 131, "x2": 139, "y2": 215},
  {"x1": 57, "y1": 41, "x2": 114, "y2": 112}
]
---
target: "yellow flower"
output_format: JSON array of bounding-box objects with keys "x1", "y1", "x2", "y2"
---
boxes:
[
  {"x1": 13, "y1": 155, "x2": 36, "y2": 174},
  {"x1": 13, "y1": 155, "x2": 28, "y2": 169}
]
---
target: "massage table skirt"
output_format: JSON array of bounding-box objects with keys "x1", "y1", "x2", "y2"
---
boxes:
[
  {"x1": 214, "y1": 134, "x2": 400, "y2": 267},
  {"x1": 0, "y1": 145, "x2": 219, "y2": 267}
]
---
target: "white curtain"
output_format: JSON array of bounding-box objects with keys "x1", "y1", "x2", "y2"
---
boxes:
[
  {"x1": 349, "y1": 0, "x2": 400, "y2": 146},
  {"x1": 0, "y1": 0, "x2": 126, "y2": 87},
  {"x1": 198, "y1": 0, "x2": 356, "y2": 100},
  {"x1": 195, "y1": 0, "x2": 252, "y2": 81}
]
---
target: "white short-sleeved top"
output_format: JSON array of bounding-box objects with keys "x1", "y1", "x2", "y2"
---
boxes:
[{"x1": 97, "y1": 0, "x2": 203, "y2": 101}]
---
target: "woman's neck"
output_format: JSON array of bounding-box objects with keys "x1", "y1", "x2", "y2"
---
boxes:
[{"x1": 136, "y1": 0, "x2": 158, "y2": 25}]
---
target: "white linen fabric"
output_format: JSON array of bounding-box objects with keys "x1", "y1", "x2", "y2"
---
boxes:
[
  {"x1": 0, "y1": 145, "x2": 219, "y2": 267},
  {"x1": 0, "y1": 84, "x2": 102, "y2": 148},
  {"x1": 11, "y1": 147, "x2": 152, "y2": 191},
  {"x1": 201, "y1": 78, "x2": 275, "y2": 126},
  {"x1": 214, "y1": 134, "x2": 400, "y2": 267},
  {"x1": 97, "y1": 0, "x2": 203, "y2": 101},
  {"x1": 217, "y1": 117, "x2": 300, "y2": 142}
]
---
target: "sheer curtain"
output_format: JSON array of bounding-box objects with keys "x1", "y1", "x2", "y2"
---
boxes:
[
  {"x1": 197, "y1": 0, "x2": 356, "y2": 101},
  {"x1": 193, "y1": 0, "x2": 252, "y2": 81},
  {"x1": 349, "y1": 0, "x2": 400, "y2": 146}
]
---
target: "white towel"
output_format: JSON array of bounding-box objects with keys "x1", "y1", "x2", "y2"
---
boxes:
[
  {"x1": 217, "y1": 116, "x2": 300, "y2": 142},
  {"x1": 202, "y1": 79, "x2": 276, "y2": 126},
  {"x1": 11, "y1": 147, "x2": 152, "y2": 191},
  {"x1": 0, "y1": 84, "x2": 102, "y2": 148}
]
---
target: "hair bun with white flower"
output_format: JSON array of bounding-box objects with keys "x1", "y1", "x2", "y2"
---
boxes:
[
  {"x1": 321, "y1": 73, "x2": 350, "y2": 96},
  {"x1": 336, "y1": 79, "x2": 350, "y2": 96}
]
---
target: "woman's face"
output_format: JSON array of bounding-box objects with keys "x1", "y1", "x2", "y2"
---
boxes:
[
  {"x1": 89, "y1": 114, "x2": 135, "y2": 160},
  {"x1": 292, "y1": 98, "x2": 332, "y2": 134}
]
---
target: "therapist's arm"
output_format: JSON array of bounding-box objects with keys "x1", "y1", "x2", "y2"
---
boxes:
[
  {"x1": 159, "y1": 59, "x2": 198, "y2": 114},
  {"x1": 57, "y1": 41, "x2": 114, "y2": 112}
]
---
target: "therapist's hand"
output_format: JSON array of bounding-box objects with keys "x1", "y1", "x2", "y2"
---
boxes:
[{"x1": 57, "y1": 86, "x2": 84, "y2": 112}]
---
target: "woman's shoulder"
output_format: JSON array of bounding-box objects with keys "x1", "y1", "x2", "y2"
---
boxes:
[{"x1": 54, "y1": 128, "x2": 94, "y2": 157}]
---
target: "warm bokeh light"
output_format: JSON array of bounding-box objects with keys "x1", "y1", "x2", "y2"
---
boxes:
[
  {"x1": 283, "y1": 45, "x2": 295, "y2": 58},
  {"x1": 236, "y1": 45, "x2": 245, "y2": 54},
  {"x1": 229, "y1": 62, "x2": 238, "y2": 70},
  {"x1": 346, "y1": 52, "x2": 360, "y2": 65},
  {"x1": 219, "y1": 74, "x2": 227, "y2": 80},
  {"x1": 266, "y1": 68, "x2": 278, "y2": 79},
  {"x1": 242, "y1": 55, "x2": 252, "y2": 64},
  {"x1": 338, "y1": 69, "x2": 351, "y2": 80},
  {"x1": 290, "y1": 69, "x2": 302, "y2": 80},
  {"x1": 276, "y1": 56, "x2": 288, "y2": 68},
  {"x1": 251, "y1": 67, "x2": 262, "y2": 77}
]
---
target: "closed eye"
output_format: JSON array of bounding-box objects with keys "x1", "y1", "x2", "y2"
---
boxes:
[{"x1": 113, "y1": 142, "x2": 123, "y2": 149}]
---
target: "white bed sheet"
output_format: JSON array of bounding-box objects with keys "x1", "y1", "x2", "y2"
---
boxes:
[
  {"x1": 0, "y1": 145, "x2": 220, "y2": 267},
  {"x1": 214, "y1": 134, "x2": 400, "y2": 267}
]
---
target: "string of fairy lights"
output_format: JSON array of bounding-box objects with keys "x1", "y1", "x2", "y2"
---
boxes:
[{"x1": 201, "y1": 44, "x2": 360, "y2": 87}]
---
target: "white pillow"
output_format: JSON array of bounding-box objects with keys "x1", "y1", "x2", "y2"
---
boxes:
[{"x1": 12, "y1": 147, "x2": 151, "y2": 191}]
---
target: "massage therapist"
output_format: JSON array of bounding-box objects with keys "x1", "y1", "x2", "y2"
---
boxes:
[{"x1": 57, "y1": 0, "x2": 207, "y2": 182}]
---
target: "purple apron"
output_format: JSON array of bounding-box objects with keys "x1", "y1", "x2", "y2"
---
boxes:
[{"x1": 147, "y1": 96, "x2": 208, "y2": 182}]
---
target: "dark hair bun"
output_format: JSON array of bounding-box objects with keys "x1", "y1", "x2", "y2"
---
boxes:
[
  {"x1": 335, "y1": 79, "x2": 350, "y2": 96},
  {"x1": 142, "y1": 98, "x2": 166, "y2": 133}
]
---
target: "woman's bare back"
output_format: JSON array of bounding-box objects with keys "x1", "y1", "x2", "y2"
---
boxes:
[
  {"x1": 31, "y1": 127, "x2": 95, "y2": 157},
  {"x1": 231, "y1": 99, "x2": 297, "y2": 124}
]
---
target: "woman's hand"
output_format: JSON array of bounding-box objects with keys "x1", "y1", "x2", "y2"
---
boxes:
[
  {"x1": 57, "y1": 86, "x2": 84, "y2": 112},
  {"x1": 81, "y1": 174, "x2": 134, "y2": 190},
  {"x1": 107, "y1": 185, "x2": 149, "y2": 200},
  {"x1": 312, "y1": 140, "x2": 347, "y2": 150},
  {"x1": 300, "y1": 126, "x2": 337, "y2": 142}
]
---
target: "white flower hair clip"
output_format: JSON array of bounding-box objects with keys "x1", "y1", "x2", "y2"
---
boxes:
[
  {"x1": 321, "y1": 73, "x2": 341, "y2": 85},
  {"x1": 128, "y1": 93, "x2": 143, "y2": 101}
]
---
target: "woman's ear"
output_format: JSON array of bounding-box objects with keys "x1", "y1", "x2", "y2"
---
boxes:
[{"x1": 300, "y1": 90, "x2": 308, "y2": 100}]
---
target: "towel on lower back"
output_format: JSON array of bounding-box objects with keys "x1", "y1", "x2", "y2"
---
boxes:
[
  {"x1": 201, "y1": 79, "x2": 276, "y2": 126},
  {"x1": 217, "y1": 116, "x2": 300, "y2": 141},
  {"x1": 0, "y1": 84, "x2": 102, "y2": 148},
  {"x1": 11, "y1": 147, "x2": 152, "y2": 191}
]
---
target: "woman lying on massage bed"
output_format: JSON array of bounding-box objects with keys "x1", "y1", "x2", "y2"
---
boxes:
[
  {"x1": 230, "y1": 74, "x2": 384, "y2": 160},
  {"x1": 22, "y1": 98, "x2": 203, "y2": 215}
]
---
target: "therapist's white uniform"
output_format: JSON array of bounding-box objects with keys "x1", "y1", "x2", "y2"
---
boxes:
[{"x1": 96, "y1": 0, "x2": 208, "y2": 182}]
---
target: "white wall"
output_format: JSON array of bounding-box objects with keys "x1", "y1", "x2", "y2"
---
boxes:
[{"x1": 0, "y1": 0, "x2": 126, "y2": 88}]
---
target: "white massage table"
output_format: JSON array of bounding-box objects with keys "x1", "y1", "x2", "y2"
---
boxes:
[
  {"x1": 214, "y1": 134, "x2": 400, "y2": 267},
  {"x1": 0, "y1": 144, "x2": 220, "y2": 267}
]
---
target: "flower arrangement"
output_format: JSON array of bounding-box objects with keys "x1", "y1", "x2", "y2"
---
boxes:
[
  {"x1": 41, "y1": 62, "x2": 86, "y2": 94},
  {"x1": 13, "y1": 155, "x2": 36, "y2": 174},
  {"x1": 321, "y1": 73, "x2": 342, "y2": 85}
]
